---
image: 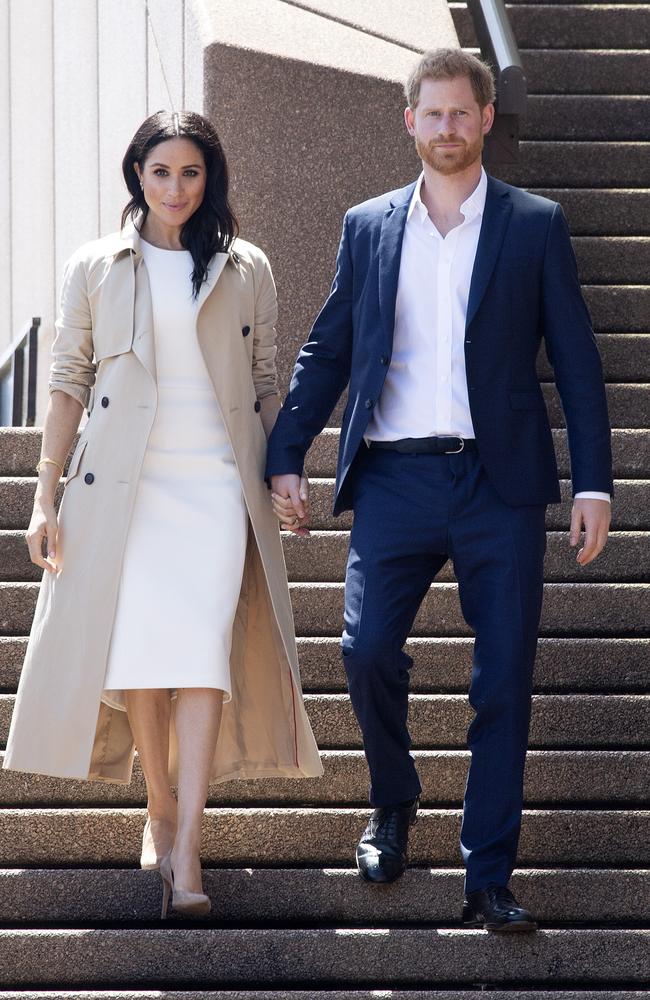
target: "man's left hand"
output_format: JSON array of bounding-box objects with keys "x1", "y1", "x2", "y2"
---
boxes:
[{"x1": 569, "y1": 498, "x2": 611, "y2": 565}]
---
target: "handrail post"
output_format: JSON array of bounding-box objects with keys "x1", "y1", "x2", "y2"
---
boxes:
[
  {"x1": 26, "y1": 317, "x2": 40, "y2": 427},
  {"x1": 466, "y1": 0, "x2": 527, "y2": 163}
]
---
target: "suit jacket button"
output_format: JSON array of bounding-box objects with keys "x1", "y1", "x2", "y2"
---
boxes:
[
  {"x1": 84, "y1": 473, "x2": 95, "y2": 485},
  {"x1": 242, "y1": 325, "x2": 251, "y2": 337},
  {"x1": 101, "y1": 396, "x2": 109, "y2": 408},
  {"x1": 254, "y1": 400, "x2": 261, "y2": 412},
  {"x1": 380, "y1": 355, "x2": 389, "y2": 365},
  {"x1": 365, "y1": 399, "x2": 374, "y2": 409}
]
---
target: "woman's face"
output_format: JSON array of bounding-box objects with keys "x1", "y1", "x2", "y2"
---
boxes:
[{"x1": 135, "y1": 137, "x2": 207, "y2": 230}]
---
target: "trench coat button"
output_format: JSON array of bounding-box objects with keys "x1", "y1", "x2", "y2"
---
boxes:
[
  {"x1": 254, "y1": 400, "x2": 261, "y2": 412},
  {"x1": 365, "y1": 399, "x2": 374, "y2": 409},
  {"x1": 380, "y1": 355, "x2": 389, "y2": 365},
  {"x1": 84, "y1": 473, "x2": 95, "y2": 485},
  {"x1": 242, "y1": 325, "x2": 251, "y2": 337},
  {"x1": 101, "y1": 396, "x2": 109, "y2": 408}
]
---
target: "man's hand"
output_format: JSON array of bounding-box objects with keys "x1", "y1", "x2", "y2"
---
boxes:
[
  {"x1": 569, "y1": 498, "x2": 611, "y2": 565},
  {"x1": 271, "y1": 474, "x2": 311, "y2": 537}
]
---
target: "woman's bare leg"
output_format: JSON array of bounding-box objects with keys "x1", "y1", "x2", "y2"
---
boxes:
[
  {"x1": 172, "y1": 687, "x2": 223, "y2": 892},
  {"x1": 125, "y1": 689, "x2": 177, "y2": 823}
]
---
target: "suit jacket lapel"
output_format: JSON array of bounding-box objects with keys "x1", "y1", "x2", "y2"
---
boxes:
[
  {"x1": 378, "y1": 184, "x2": 415, "y2": 345},
  {"x1": 465, "y1": 177, "x2": 512, "y2": 330}
]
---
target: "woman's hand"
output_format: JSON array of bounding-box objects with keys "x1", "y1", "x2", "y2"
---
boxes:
[
  {"x1": 27, "y1": 495, "x2": 59, "y2": 573},
  {"x1": 270, "y1": 473, "x2": 311, "y2": 537}
]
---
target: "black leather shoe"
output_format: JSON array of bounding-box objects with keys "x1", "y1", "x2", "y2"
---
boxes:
[
  {"x1": 462, "y1": 884, "x2": 538, "y2": 931},
  {"x1": 356, "y1": 799, "x2": 419, "y2": 883}
]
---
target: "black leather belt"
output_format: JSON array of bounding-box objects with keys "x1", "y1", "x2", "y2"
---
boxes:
[{"x1": 368, "y1": 436, "x2": 477, "y2": 455}]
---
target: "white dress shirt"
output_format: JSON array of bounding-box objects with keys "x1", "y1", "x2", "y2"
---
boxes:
[{"x1": 366, "y1": 169, "x2": 609, "y2": 503}]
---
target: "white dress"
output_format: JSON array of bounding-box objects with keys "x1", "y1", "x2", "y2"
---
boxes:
[{"x1": 102, "y1": 240, "x2": 248, "y2": 710}]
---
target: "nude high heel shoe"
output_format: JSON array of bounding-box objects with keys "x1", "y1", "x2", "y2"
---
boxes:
[
  {"x1": 140, "y1": 815, "x2": 176, "y2": 871},
  {"x1": 159, "y1": 852, "x2": 211, "y2": 918}
]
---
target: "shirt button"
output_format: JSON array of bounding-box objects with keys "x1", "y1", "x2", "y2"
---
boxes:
[
  {"x1": 254, "y1": 400, "x2": 261, "y2": 412},
  {"x1": 84, "y1": 473, "x2": 95, "y2": 485},
  {"x1": 101, "y1": 397, "x2": 109, "y2": 408},
  {"x1": 380, "y1": 355, "x2": 389, "y2": 365},
  {"x1": 365, "y1": 399, "x2": 374, "y2": 409},
  {"x1": 242, "y1": 325, "x2": 251, "y2": 337}
]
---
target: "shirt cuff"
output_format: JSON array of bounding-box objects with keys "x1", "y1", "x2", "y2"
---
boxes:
[{"x1": 574, "y1": 491, "x2": 611, "y2": 503}]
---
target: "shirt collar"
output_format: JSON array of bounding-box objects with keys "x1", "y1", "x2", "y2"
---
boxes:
[{"x1": 407, "y1": 166, "x2": 488, "y2": 225}]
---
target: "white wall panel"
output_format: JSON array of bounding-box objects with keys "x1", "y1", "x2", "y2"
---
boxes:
[
  {"x1": 0, "y1": 1, "x2": 11, "y2": 352},
  {"x1": 97, "y1": 0, "x2": 147, "y2": 235},
  {"x1": 9, "y1": 0, "x2": 55, "y2": 341},
  {"x1": 184, "y1": 0, "x2": 205, "y2": 113},
  {"x1": 146, "y1": 0, "x2": 184, "y2": 114},
  {"x1": 53, "y1": 0, "x2": 99, "y2": 291}
]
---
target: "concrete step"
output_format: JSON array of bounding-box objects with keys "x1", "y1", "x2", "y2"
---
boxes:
[
  {"x1": 0, "y1": 994, "x2": 647, "y2": 1000},
  {"x1": 538, "y1": 334, "x2": 650, "y2": 382},
  {"x1": 279, "y1": 531, "x2": 650, "y2": 584},
  {"x1": 522, "y1": 49, "x2": 650, "y2": 95},
  {"x1": 295, "y1": 636, "x2": 649, "y2": 693},
  {"x1": 329, "y1": 380, "x2": 648, "y2": 428},
  {"x1": 0, "y1": 750, "x2": 646, "y2": 807},
  {"x1": 3, "y1": 635, "x2": 647, "y2": 694},
  {"x1": 502, "y1": 145, "x2": 650, "y2": 189},
  {"x1": 520, "y1": 97, "x2": 650, "y2": 142},
  {"x1": 2, "y1": 582, "x2": 648, "y2": 638},
  {"x1": 308, "y1": 479, "x2": 648, "y2": 531},
  {"x1": 2, "y1": 692, "x2": 647, "y2": 750},
  {"x1": 0, "y1": 807, "x2": 648, "y2": 866},
  {"x1": 2, "y1": 926, "x2": 648, "y2": 987},
  {"x1": 2, "y1": 476, "x2": 648, "y2": 534},
  {"x1": 2, "y1": 530, "x2": 647, "y2": 584},
  {"x1": 303, "y1": 429, "x2": 650, "y2": 479},
  {"x1": 453, "y1": 3, "x2": 650, "y2": 50},
  {"x1": 584, "y1": 286, "x2": 649, "y2": 331},
  {"x1": 302, "y1": 694, "x2": 650, "y2": 749},
  {"x1": 573, "y1": 238, "x2": 650, "y2": 284},
  {"x1": 291, "y1": 583, "x2": 650, "y2": 638},
  {"x1": 537, "y1": 191, "x2": 650, "y2": 236},
  {"x1": 0, "y1": 867, "x2": 646, "y2": 925}
]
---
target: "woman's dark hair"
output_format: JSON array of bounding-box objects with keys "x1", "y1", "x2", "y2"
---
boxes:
[{"x1": 121, "y1": 110, "x2": 238, "y2": 298}]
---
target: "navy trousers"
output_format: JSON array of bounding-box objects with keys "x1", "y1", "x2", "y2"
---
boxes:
[{"x1": 342, "y1": 445, "x2": 547, "y2": 892}]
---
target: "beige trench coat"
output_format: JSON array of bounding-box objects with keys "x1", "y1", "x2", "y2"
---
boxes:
[{"x1": 4, "y1": 223, "x2": 323, "y2": 785}]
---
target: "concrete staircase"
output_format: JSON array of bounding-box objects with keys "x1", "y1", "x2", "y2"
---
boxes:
[{"x1": 0, "y1": 0, "x2": 649, "y2": 994}]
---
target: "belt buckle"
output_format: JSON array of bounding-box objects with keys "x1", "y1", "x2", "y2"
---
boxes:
[{"x1": 445, "y1": 438, "x2": 465, "y2": 454}]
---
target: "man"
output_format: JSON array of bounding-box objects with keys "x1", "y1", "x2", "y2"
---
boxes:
[{"x1": 267, "y1": 49, "x2": 612, "y2": 931}]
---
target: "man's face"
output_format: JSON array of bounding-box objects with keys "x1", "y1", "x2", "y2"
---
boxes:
[{"x1": 405, "y1": 75, "x2": 494, "y2": 175}]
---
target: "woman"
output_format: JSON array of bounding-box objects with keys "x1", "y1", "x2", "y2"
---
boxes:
[{"x1": 4, "y1": 111, "x2": 322, "y2": 917}]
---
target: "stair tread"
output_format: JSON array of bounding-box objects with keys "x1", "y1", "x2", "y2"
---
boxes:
[
  {"x1": 0, "y1": 807, "x2": 647, "y2": 867},
  {"x1": 0, "y1": 749, "x2": 647, "y2": 807},
  {"x1": 1, "y1": 927, "x2": 648, "y2": 986},
  {"x1": 0, "y1": 867, "x2": 647, "y2": 925}
]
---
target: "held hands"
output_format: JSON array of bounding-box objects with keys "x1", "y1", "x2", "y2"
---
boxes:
[
  {"x1": 270, "y1": 474, "x2": 311, "y2": 537},
  {"x1": 569, "y1": 497, "x2": 611, "y2": 565}
]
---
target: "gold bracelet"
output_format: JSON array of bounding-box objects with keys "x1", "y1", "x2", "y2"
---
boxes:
[{"x1": 36, "y1": 457, "x2": 65, "y2": 477}]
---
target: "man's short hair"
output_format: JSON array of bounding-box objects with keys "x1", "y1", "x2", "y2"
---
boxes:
[{"x1": 405, "y1": 48, "x2": 496, "y2": 110}]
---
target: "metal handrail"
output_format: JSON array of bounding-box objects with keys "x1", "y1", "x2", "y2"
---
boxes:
[
  {"x1": 0, "y1": 317, "x2": 41, "y2": 426},
  {"x1": 466, "y1": 0, "x2": 527, "y2": 162}
]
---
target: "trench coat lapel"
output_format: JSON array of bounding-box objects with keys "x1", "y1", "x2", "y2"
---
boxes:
[
  {"x1": 132, "y1": 256, "x2": 157, "y2": 382},
  {"x1": 197, "y1": 252, "x2": 230, "y2": 315}
]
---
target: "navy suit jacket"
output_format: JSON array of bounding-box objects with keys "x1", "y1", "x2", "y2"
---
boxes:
[{"x1": 266, "y1": 174, "x2": 613, "y2": 514}]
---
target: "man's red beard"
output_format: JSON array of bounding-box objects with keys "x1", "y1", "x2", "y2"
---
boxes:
[{"x1": 415, "y1": 132, "x2": 484, "y2": 175}]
